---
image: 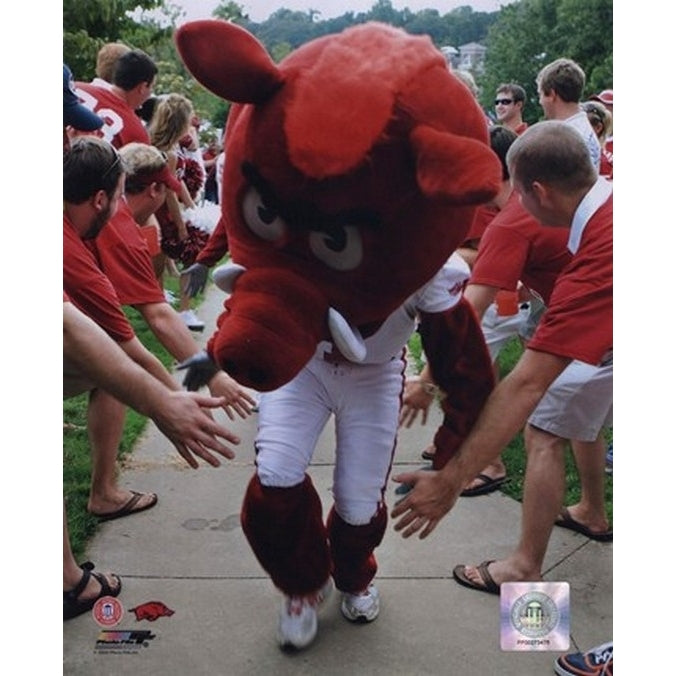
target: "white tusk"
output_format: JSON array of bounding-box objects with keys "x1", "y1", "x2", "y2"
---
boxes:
[
  {"x1": 328, "y1": 308, "x2": 366, "y2": 362},
  {"x1": 212, "y1": 263, "x2": 247, "y2": 293}
]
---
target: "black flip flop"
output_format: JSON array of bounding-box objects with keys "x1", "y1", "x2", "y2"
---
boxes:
[
  {"x1": 94, "y1": 491, "x2": 158, "y2": 522},
  {"x1": 460, "y1": 474, "x2": 507, "y2": 497},
  {"x1": 452, "y1": 560, "x2": 500, "y2": 595},
  {"x1": 555, "y1": 507, "x2": 613, "y2": 542}
]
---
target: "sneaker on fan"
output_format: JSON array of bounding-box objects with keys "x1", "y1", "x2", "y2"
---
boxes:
[
  {"x1": 278, "y1": 579, "x2": 333, "y2": 650},
  {"x1": 554, "y1": 641, "x2": 613, "y2": 676},
  {"x1": 180, "y1": 309, "x2": 205, "y2": 332},
  {"x1": 340, "y1": 583, "x2": 380, "y2": 623}
]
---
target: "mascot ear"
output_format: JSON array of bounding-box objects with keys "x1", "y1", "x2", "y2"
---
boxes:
[
  {"x1": 175, "y1": 20, "x2": 284, "y2": 104},
  {"x1": 411, "y1": 125, "x2": 502, "y2": 205}
]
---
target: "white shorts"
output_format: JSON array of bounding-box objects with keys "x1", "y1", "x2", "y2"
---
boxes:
[
  {"x1": 528, "y1": 359, "x2": 613, "y2": 441},
  {"x1": 519, "y1": 296, "x2": 546, "y2": 342},
  {"x1": 481, "y1": 302, "x2": 531, "y2": 362},
  {"x1": 255, "y1": 347, "x2": 405, "y2": 524}
]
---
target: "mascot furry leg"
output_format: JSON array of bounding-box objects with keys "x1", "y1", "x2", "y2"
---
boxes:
[
  {"x1": 241, "y1": 475, "x2": 388, "y2": 596},
  {"x1": 241, "y1": 474, "x2": 331, "y2": 596},
  {"x1": 327, "y1": 505, "x2": 387, "y2": 593}
]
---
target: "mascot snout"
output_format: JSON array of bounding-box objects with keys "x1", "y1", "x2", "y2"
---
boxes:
[{"x1": 208, "y1": 267, "x2": 329, "y2": 391}]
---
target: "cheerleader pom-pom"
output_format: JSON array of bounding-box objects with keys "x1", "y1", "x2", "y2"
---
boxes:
[{"x1": 183, "y1": 202, "x2": 221, "y2": 234}]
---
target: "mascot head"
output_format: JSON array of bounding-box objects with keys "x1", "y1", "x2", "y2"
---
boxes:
[{"x1": 176, "y1": 20, "x2": 501, "y2": 391}]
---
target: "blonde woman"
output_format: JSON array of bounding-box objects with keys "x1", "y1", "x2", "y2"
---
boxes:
[
  {"x1": 149, "y1": 94, "x2": 208, "y2": 330},
  {"x1": 582, "y1": 100, "x2": 613, "y2": 179}
]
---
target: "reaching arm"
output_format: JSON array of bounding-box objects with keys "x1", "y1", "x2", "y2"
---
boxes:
[
  {"x1": 63, "y1": 301, "x2": 240, "y2": 467},
  {"x1": 417, "y1": 298, "x2": 495, "y2": 469},
  {"x1": 463, "y1": 283, "x2": 499, "y2": 322},
  {"x1": 116, "y1": 335, "x2": 178, "y2": 391},
  {"x1": 135, "y1": 301, "x2": 256, "y2": 418},
  {"x1": 391, "y1": 348, "x2": 571, "y2": 538},
  {"x1": 399, "y1": 363, "x2": 438, "y2": 428}
]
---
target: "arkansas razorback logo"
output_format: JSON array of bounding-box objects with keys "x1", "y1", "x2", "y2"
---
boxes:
[{"x1": 129, "y1": 601, "x2": 175, "y2": 622}]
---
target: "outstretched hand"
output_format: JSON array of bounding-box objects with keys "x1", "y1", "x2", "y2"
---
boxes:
[
  {"x1": 208, "y1": 371, "x2": 258, "y2": 420},
  {"x1": 181, "y1": 262, "x2": 209, "y2": 298},
  {"x1": 178, "y1": 350, "x2": 220, "y2": 391},
  {"x1": 399, "y1": 377, "x2": 434, "y2": 427},
  {"x1": 390, "y1": 468, "x2": 460, "y2": 539},
  {"x1": 153, "y1": 391, "x2": 240, "y2": 468}
]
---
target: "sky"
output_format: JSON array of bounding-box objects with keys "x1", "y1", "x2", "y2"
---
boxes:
[{"x1": 173, "y1": 0, "x2": 509, "y2": 23}]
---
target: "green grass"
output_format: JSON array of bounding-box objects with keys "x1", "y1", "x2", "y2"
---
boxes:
[{"x1": 407, "y1": 333, "x2": 612, "y2": 524}]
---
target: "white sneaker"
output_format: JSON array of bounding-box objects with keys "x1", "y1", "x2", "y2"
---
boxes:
[
  {"x1": 180, "y1": 309, "x2": 205, "y2": 332},
  {"x1": 164, "y1": 289, "x2": 177, "y2": 304},
  {"x1": 278, "y1": 579, "x2": 332, "y2": 650},
  {"x1": 340, "y1": 584, "x2": 380, "y2": 623}
]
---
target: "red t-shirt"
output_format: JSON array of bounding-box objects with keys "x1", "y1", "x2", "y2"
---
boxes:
[
  {"x1": 529, "y1": 195, "x2": 613, "y2": 365},
  {"x1": 75, "y1": 82, "x2": 150, "y2": 149},
  {"x1": 63, "y1": 215, "x2": 135, "y2": 343},
  {"x1": 470, "y1": 192, "x2": 572, "y2": 303},
  {"x1": 86, "y1": 200, "x2": 165, "y2": 306},
  {"x1": 464, "y1": 205, "x2": 498, "y2": 245}
]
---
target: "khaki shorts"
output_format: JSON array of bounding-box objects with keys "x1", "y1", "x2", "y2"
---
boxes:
[
  {"x1": 481, "y1": 302, "x2": 530, "y2": 362},
  {"x1": 528, "y1": 358, "x2": 613, "y2": 442}
]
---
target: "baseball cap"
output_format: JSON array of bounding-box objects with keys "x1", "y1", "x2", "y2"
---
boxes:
[
  {"x1": 63, "y1": 64, "x2": 104, "y2": 131},
  {"x1": 154, "y1": 165, "x2": 182, "y2": 194},
  {"x1": 134, "y1": 165, "x2": 183, "y2": 194},
  {"x1": 590, "y1": 89, "x2": 613, "y2": 106}
]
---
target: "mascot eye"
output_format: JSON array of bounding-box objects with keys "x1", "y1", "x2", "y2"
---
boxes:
[
  {"x1": 242, "y1": 187, "x2": 287, "y2": 241},
  {"x1": 309, "y1": 225, "x2": 363, "y2": 271}
]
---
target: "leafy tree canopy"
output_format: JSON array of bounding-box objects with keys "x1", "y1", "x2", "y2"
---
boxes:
[{"x1": 64, "y1": 0, "x2": 611, "y2": 132}]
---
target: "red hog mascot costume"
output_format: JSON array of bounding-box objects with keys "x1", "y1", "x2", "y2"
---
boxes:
[{"x1": 175, "y1": 20, "x2": 501, "y2": 648}]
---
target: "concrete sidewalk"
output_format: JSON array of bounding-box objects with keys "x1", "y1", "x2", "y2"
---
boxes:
[{"x1": 63, "y1": 284, "x2": 612, "y2": 675}]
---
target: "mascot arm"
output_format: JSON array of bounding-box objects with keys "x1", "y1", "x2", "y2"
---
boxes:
[
  {"x1": 196, "y1": 214, "x2": 229, "y2": 268},
  {"x1": 418, "y1": 297, "x2": 495, "y2": 470}
]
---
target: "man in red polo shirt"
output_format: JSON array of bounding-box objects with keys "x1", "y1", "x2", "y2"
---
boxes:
[
  {"x1": 63, "y1": 135, "x2": 241, "y2": 619},
  {"x1": 87, "y1": 142, "x2": 255, "y2": 419},
  {"x1": 392, "y1": 123, "x2": 613, "y2": 589},
  {"x1": 64, "y1": 137, "x2": 182, "y2": 521}
]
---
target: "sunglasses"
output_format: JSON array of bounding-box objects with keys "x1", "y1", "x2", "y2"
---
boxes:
[
  {"x1": 495, "y1": 98, "x2": 514, "y2": 106},
  {"x1": 102, "y1": 149, "x2": 122, "y2": 181}
]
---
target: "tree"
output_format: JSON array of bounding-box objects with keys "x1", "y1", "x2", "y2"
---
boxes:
[
  {"x1": 63, "y1": 0, "x2": 167, "y2": 79},
  {"x1": 406, "y1": 9, "x2": 448, "y2": 44},
  {"x1": 368, "y1": 0, "x2": 403, "y2": 26},
  {"x1": 554, "y1": 0, "x2": 613, "y2": 93},
  {"x1": 444, "y1": 5, "x2": 496, "y2": 47},
  {"x1": 212, "y1": 1, "x2": 248, "y2": 22}
]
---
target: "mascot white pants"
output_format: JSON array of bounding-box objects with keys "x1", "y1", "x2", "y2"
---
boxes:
[{"x1": 241, "y1": 345, "x2": 402, "y2": 595}]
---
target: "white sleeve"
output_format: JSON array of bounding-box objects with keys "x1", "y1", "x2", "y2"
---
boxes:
[{"x1": 415, "y1": 252, "x2": 470, "y2": 314}]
